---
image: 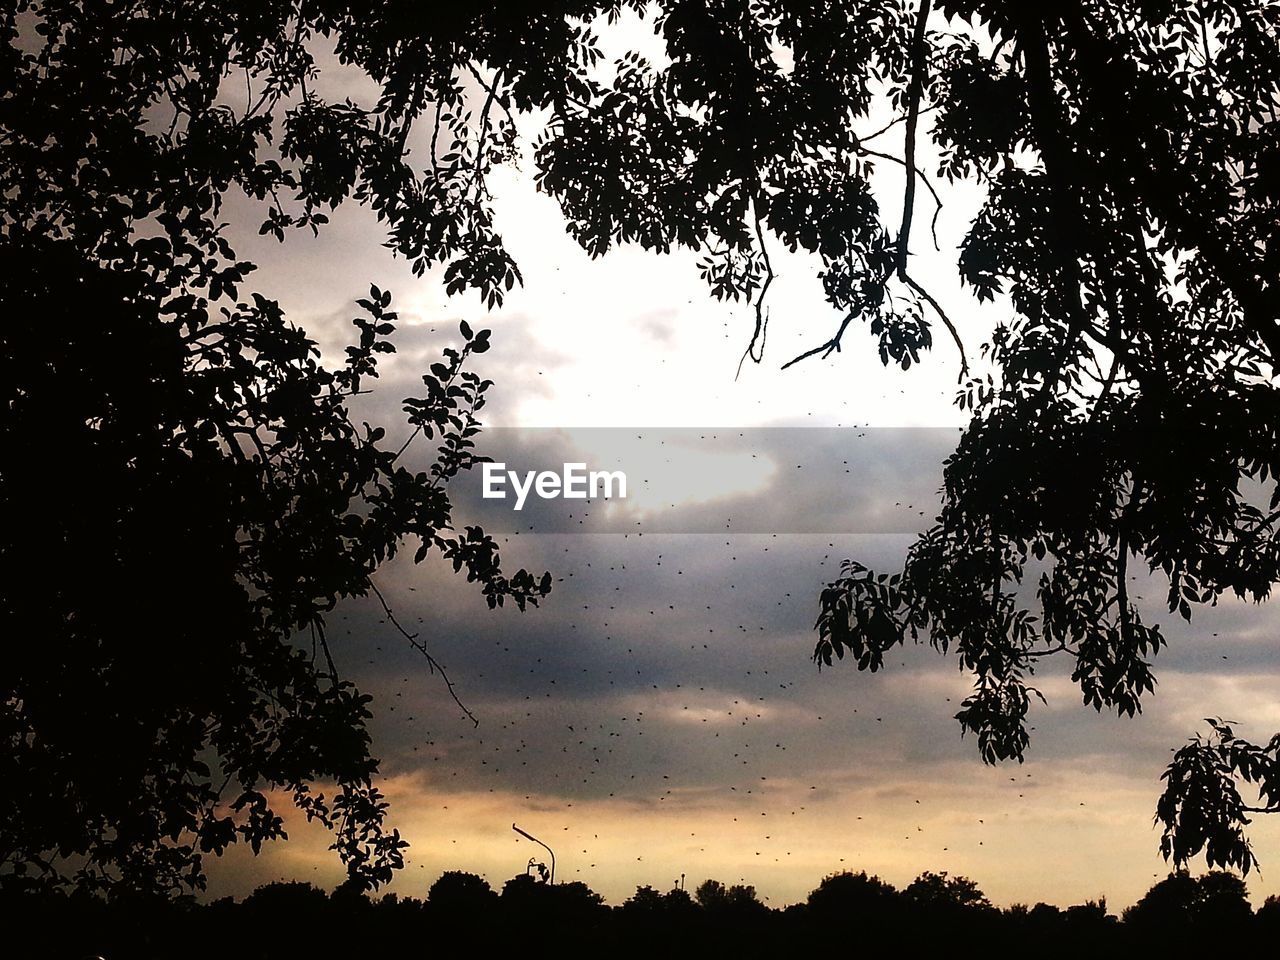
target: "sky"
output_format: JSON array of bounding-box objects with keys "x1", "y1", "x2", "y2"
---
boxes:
[{"x1": 199, "y1": 12, "x2": 1280, "y2": 911}]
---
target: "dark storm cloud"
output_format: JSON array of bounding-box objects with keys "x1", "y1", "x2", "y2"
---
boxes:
[{"x1": 317, "y1": 492, "x2": 1280, "y2": 821}]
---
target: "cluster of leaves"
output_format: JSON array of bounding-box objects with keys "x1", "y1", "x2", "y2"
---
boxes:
[
  {"x1": 1156, "y1": 720, "x2": 1280, "y2": 874},
  {"x1": 801, "y1": 0, "x2": 1280, "y2": 874},
  {"x1": 452, "y1": 1, "x2": 1280, "y2": 857},
  {"x1": 0, "y1": 0, "x2": 586, "y2": 895},
  {"x1": 532, "y1": 0, "x2": 931, "y2": 366}
]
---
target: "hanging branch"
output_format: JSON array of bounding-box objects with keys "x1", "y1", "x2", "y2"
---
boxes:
[
  {"x1": 896, "y1": 0, "x2": 932, "y2": 281},
  {"x1": 895, "y1": 0, "x2": 968, "y2": 378},
  {"x1": 736, "y1": 202, "x2": 775, "y2": 378},
  {"x1": 782, "y1": 4, "x2": 964, "y2": 376},
  {"x1": 780, "y1": 311, "x2": 856, "y2": 370},
  {"x1": 903, "y1": 273, "x2": 968, "y2": 377},
  {"x1": 858, "y1": 145, "x2": 944, "y2": 250},
  {"x1": 368, "y1": 578, "x2": 479, "y2": 727}
]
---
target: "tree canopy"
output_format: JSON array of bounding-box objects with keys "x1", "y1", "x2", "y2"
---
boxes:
[
  {"x1": 1122, "y1": 869, "x2": 1252, "y2": 929},
  {"x1": 537, "y1": 0, "x2": 1278, "y2": 877},
  {"x1": 0, "y1": 0, "x2": 558, "y2": 895},
  {"x1": 493, "y1": 0, "x2": 1280, "y2": 875},
  {"x1": 4, "y1": 0, "x2": 1280, "y2": 894}
]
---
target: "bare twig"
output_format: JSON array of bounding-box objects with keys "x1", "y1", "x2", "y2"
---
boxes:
[
  {"x1": 430, "y1": 87, "x2": 446, "y2": 173},
  {"x1": 858, "y1": 103, "x2": 938, "y2": 145},
  {"x1": 367, "y1": 579, "x2": 479, "y2": 726},
  {"x1": 468, "y1": 62, "x2": 515, "y2": 126},
  {"x1": 859, "y1": 146, "x2": 944, "y2": 251},
  {"x1": 312, "y1": 619, "x2": 339, "y2": 680},
  {"x1": 393, "y1": 425, "x2": 422, "y2": 462},
  {"x1": 781, "y1": 312, "x2": 856, "y2": 370},
  {"x1": 1023, "y1": 641, "x2": 1078, "y2": 659},
  {"x1": 902, "y1": 272, "x2": 969, "y2": 378},
  {"x1": 470, "y1": 66, "x2": 503, "y2": 197}
]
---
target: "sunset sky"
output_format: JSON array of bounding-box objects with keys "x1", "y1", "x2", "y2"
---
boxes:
[{"x1": 198, "y1": 12, "x2": 1280, "y2": 911}]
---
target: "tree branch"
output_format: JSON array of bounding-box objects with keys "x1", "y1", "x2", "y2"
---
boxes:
[
  {"x1": 896, "y1": 0, "x2": 933, "y2": 278},
  {"x1": 902, "y1": 272, "x2": 969, "y2": 378},
  {"x1": 781, "y1": 312, "x2": 855, "y2": 370},
  {"x1": 858, "y1": 103, "x2": 938, "y2": 145},
  {"x1": 859, "y1": 146, "x2": 944, "y2": 251},
  {"x1": 736, "y1": 203, "x2": 775, "y2": 378},
  {"x1": 367, "y1": 579, "x2": 479, "y2": 727}
]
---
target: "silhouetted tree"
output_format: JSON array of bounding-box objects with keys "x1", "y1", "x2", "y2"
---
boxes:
[
  {"x1": 1257, "y1": 894, "x2": 1280, "y2": 936},
  {"x1": 1, "y1": 1, "x2": 561, "y2": 895},
  {"x1": 1194, "y1": 871, "x2": 1253, "y2": 927},
  {"x1": 235, "y1": 883, "x2": 344, "y2": 957},
  {"x1": 1001, "y1": 898, "x2": 1114, "y2": 954},
  {"x1": 1124, "y1": 871, "x2": 1201, "y2": 930},
  {"x1": 1027, "y1": 902, "x2": 1061, "y2": 923},
  {"x1": 805, "y1": 869, "x2": 900, "y2": 922},
  {"x1": 619, "y1": 883, "x2": 700, "y2": 948},
  {"x1": 693, "y1": 878, "x2": 728, "y2": 910},
  {"x1": 1123, "y1": 870, "x2": 1252, "y2": 934},
  {"x1": 622, "y1": 884, "x2": 666, "y2": 914},
  {"x1": 497, "y1": 874, "x2": 609, "y2": 950},
  {"x1": 427, "y1": 870, "x2": 499, "y2": 914},
  {"x1": 10, "y1": 863, "x2": 1280, "y2": 959},
  {"x1": 662, "y1": 885, "x2": 696, "y2": 911},
  {"x1": 905, "y1": 870, "x2": 992, "y2": 913},
  {"x1": 7, "y1": 0, "x2": 1280, "y2": 893},
  {"x1": 241, "y1": 880, "x2": 329, "y2": 912},
  {"x1": 1064, "y1": 899, "x2": 1110, "y2": 927},
  {"x1": 695, "y1": 877, "x2": 766, "y2": 914}
]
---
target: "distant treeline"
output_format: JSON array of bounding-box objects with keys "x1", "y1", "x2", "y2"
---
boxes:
[{"x1": 4, "y1": 868, "x2": 1277, "y2": 958}]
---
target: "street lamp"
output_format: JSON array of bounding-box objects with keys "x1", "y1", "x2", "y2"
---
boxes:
[{"x1": 511, "y1": 822, "x2": 556, "y2": 885}]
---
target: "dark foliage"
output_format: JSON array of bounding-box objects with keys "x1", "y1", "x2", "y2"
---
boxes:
[
  {"x1": 0, "y1": 868, "x2": 1265, "y2": 959},
  {"x1": 533, "y1": 0, "x2": 1280, "y2": 874},
  {"x1": 6, "y1": 0, "x2": 1280, "y2": 895},
  {"x1": 1123, "y1": 869, "x2": 1252, "y2": 930},
  {"x1": 0, "y1": 0, "x2": 567, "y2": 895},
  {"x1": 516, "y1": 0, "x2": 1280, "y2": 875}
]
